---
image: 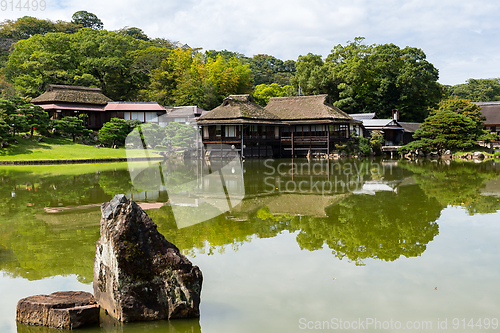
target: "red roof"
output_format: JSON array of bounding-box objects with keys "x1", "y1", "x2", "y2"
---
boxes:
[
  {"x1": 37, "y1": 103, "x2": 105, "y2": 112},
  {"x1": 104, "y1": 102, "x2": 165, "y2": 111}
]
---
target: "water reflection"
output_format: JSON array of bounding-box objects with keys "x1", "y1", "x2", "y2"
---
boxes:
[{"x1": 0, "y1": 159, "x2": 499, "y2": 283}]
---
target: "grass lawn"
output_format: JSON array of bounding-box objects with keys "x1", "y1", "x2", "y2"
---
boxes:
[{"x1": 0, "y1": 136, "x2": 162, "y2": 161}]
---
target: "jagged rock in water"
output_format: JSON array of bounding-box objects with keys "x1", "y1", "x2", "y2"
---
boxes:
[
  {"x1": 16, "y1": 291, "x2": 99, "y2": 329},
  {"x1": 93, "y1": 194, "x2": 202, "y2": 322}
]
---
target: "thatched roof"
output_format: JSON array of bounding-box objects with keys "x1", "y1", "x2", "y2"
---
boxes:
[
  {"x1": 31, "y1": 85, "x2": 112, "y2": 105},
  {"x1": 477, "y1": 102, "x2": 500, "y2": 126},
  {"x1": 197, "y1": 95, "x2": 281, "y2": 125},
  {"x1": 265, "y1": 94, "x2": 353, "y2": 123}
]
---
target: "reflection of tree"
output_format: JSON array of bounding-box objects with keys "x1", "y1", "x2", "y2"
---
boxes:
[
  {"x1": 148, "y1": 205, "x2": 296, "y2": 257},
  {"x1": 0, "y1": 210, "x2": 99, "y2": 282},
  {"x1": 98, "y1": 169, "x2": 135, "y2": 196},
  {"x1": 399, "y1": 160, "x2": 500, "y2": 215},
  {"x1": 290, "y1": 185, "x2": 442, "y2": 265}
]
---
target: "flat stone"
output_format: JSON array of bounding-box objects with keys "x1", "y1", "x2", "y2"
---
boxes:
[{"x1": 16, "y1": 291, "x2": 99, "y2": 329}]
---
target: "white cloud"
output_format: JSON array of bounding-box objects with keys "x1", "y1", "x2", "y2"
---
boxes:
[{"x1": 2, "y1": 0, "x2": 500, "y2": 85}]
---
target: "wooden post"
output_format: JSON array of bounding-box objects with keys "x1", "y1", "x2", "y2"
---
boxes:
[
  {"x1": 291, "y1": 127, "x2": 295, "y2": 158},
  {"x1": 327, "y1": 125, "x2": 330, "y2": 155}
]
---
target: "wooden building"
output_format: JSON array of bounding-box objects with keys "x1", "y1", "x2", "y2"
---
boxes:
[
  {"x1": 32, "y1": 85, "x2": 166, "y2": 129},
  {"x1": 31, "y1": 84, "x2": 113, "y2": 129},
  {"x1": 197, "y1": 94, "x2": 360, "y2": 158},
  {"x1": 476, "y1": 102, "x2": 500, "y2": 134},
  {"x1": 197, "y1": 94, "x2": 281, "y2": 158},
  {"x1": 105, "y1": 102, "x2": 166, "y2": 124},
  {"x1": 265, "y1": 95, "x2": 361, "y2": 156}
]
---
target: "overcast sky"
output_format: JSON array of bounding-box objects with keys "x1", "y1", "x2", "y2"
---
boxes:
[{"x1": 3, "y1": 0, "x2": 500, "y2": 86}]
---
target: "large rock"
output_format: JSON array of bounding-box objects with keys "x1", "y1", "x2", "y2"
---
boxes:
[
  {"x1": 93, "y1": 194, "x2": 202, "y2": 322},
  {"x1": 16, "y1": 291, "x2": 99, "y2": 329}
]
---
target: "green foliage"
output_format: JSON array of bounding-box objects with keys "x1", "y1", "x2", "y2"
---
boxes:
[
  {"x1": 163, "y1": 122, "x2": 196, "y2": 149},
  {"x1": 448, "y1": 78, "x2": 500, "y2": 102},
  {"x1": 358, "y1": 136, "x2": 371, "y2": 155},
  {"x1": 71, "y1": 11, "x2": 103, "y2": 30},
  {"x1": 399, "y1": 98, "x2": 489, "y2": 154},
  {"x1": 246, "y1": 54, "x2": 296, "y2": 86},
  {"x1": 369, "y1": 130, "x2": 384, "y2": 155},
  {"x1": 54, "y1": 116, "x2": 91, "y2": 142},
  {"x1": 116, "y1": 26, "x2": 150, "y2": 41},
  {"x1": 252, "y1": 83, "x2": 292, "y2": 106},
  {"x1": 0, "y1": 118, "x2": 10, "y2": 141},
  {"x1": 18, "y1": 104, "x2": 50, "y2": 136},
  {"x1": 293, "y1": 37, "x2": 443, "y2": 122},
  {"x1": 4, "y1": 29, "x2": 147, "y2": 100},
  {"x1": 98, "y1": 118, "x2": 130, "y2": 147},
  {"x1": 147, "y1": 49, "x2": 253, "y2": 109}
]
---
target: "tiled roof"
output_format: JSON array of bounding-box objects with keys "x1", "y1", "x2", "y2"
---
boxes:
[{"x1": 349, "y1": 112, "x2": 377, "y2": 120}]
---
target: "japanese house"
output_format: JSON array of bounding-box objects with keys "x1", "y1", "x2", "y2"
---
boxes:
[
  {"x1": 197, "y1": 94, "x2": 361, "y2": 158},
  {"x1": 32, "y1": 85, "x2": 166, "y2": 129},
  {"x1": 476, "y1": 102, "x2": 500, "y2": 135},
  {"x1": 31, "y1": 84, "x2": 113, "y2": 129},
  {"x1": 105, "y1": 102, "x2": 166, "y2": 124}
]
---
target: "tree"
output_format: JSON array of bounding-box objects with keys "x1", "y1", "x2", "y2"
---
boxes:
[
  {"x1": 293, "y1": 38, "x2": 443, "y2": 122},
  {"x1": 448, "y1": 78, "x2": 500, "y2": 102},
  {"x1": 0, "y1": 119, "x2": 10, "y2": 141},
  {"x1": 147, "y1": 49, "x2": 253, "y2": 109},
  {"x1": 71, "y1": 11, "x2": 103, "y2": 30},
  {"x1": 252, "y1": 83, "x2": 293, "y2": 106},
  {"x1": 98, "y1": 118, "x2": 130, "y2": 147},
  {"x1": 54, "y1": 116, "x2": 91, "y2": 142},
  {"x1": 400, "y1": 110, "x2": 478, "y2": 154},
  {"x1": 116, "y1": 27, "x2": 150, "y2": 41},
  {"x1": 18, "y1": 104, "x2": 50, "y2": 136},
  {"x1": 4, "y1": 29, "x2": 147, "y2": 100}
]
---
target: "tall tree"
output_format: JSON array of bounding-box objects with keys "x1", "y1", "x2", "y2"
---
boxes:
[
  {"x1": 4, "y1": 29, "x2": 147, "y2": 100},
  {"x1": 293, "y1": 38, "x2": 443, "y2": 122},
  {"x1": 71, "y1": 11, "x2": 103, "y2": 30},
  {"x1": 252, "y1": 83, "x2": 293, "y2": 106}
]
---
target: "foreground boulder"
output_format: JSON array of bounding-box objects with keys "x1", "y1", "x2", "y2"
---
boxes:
[
  {"x1": 16, "y1": 291, "x2": 99, "y2": 329},
  {"x1": 93, "y1": 194, "x2": 202, "y2": 322}
]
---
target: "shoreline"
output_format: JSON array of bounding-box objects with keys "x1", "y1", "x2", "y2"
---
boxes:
[{"x1": 0, "y1": 156, "x2": 165, "y2": 165}]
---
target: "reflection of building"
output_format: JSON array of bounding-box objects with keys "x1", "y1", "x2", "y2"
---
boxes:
[{"x1": 197, "y1": 94, "x2": 361, "y2": 158}]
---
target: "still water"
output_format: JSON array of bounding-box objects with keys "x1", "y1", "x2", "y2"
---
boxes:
[{"x1": 1, "y1": 158, "x2": 500, "y2": 332}]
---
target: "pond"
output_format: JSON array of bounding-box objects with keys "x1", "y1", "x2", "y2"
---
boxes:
[{"x1": 1, "y1": 158, "x2": 500, "y2": 332}]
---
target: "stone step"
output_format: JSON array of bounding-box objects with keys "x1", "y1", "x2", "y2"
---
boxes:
[{"x1": 16, "y1": 291, "x2": 99, "y2": 329}]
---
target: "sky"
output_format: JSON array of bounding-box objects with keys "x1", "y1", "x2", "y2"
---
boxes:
[{"x1": 2, "y1": 0, "x2": 500, "y2": 86}]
